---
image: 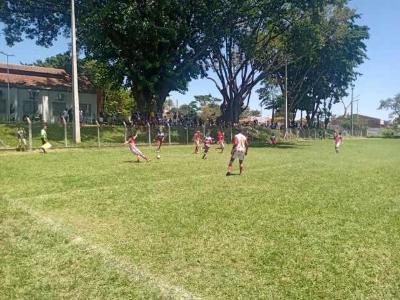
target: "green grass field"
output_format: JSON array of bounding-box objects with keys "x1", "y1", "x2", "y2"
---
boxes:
[{"x1": 1, "y1": 139, "x2": 399, "y2": 299}]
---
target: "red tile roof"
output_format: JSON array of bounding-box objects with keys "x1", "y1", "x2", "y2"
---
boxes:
[
  {"x1": 0, "y1": 63, "x2": 67, "y2": 76},
  {"x1": 0, "y1": 63, "x2": 93, "y2": 91}
]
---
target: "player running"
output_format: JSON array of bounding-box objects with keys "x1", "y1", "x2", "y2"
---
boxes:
[
  {"x1": 202, "y1": 133, "x2": 213, "y2": 159},
  {"x1": 155, "y1": 128, "x2": 165, "y2": 152},
  {"x1": 39, "y1": 123, "x2": 52, "y2": 154},
  {"x1": 216, "y1": 130, "x2": 225, "y2": 153},
  {"x1": 193, "y1": 130, "x2": 201, "y2": 154},
  {"x1": 125, "y1": 132, "x2": 150, "y2": 162},
  {"x1": 226, "y1": 129, "x2": 249, "y2": 176},
  {"x1": 17, "y1": 126, "x2": 27, "y2": 151},
  {"x1": 334, "y1": 131, "x2": 343, "y2": 153}
]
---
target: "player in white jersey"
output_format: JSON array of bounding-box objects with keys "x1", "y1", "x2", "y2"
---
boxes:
[
  {"x1": 155, "y1": 129, "x2": 165, "y2": 152},
  {"x1": 202, "y1": 133, "x2": 213, "y2": 159},
  {"x1": 226, "y1": 131, "x2": 248, "y2": 176}
]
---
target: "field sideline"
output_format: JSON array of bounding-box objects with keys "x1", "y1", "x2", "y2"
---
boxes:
[{"x1": 1, "y1": 139, "x2": 399, "y2": 299}]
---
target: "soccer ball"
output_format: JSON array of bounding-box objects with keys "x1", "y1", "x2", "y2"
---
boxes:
[{"x1": 156, "y1": 154, "x2": 161, "y2": 159}]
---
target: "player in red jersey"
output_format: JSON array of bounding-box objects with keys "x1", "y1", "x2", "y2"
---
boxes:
[
  {"x1": 226, "y1": 130, "x2": 248, "y2": 176},
  {"x1": 125, "y1": 132, "x2": 150, "y2": 162},
  {"x1": 202, "y1": 133, "x2": 213, "y2": 159},
  {"x1": 216, "y1": 130, "x2": 225, "y2": 153},
  {"x1": 334, "y1": 131, "x2": 343, "y2": 153},
  {"x1": 193, "y1": 130, "x2": 202, "y2": 154}
]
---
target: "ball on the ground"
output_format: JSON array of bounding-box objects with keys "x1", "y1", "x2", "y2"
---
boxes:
[{"x1": 156, "y1": 154, "x2": 161, "y2": 159}]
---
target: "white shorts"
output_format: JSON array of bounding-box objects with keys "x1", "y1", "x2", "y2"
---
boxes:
[
  {"x1": 129, "y1": 145, "x2": 143, "y2": 156},
  {"x1": 232, "y1": 151, "x2": 245, "y2": 161},
  {"x1": 335, "y1": 142, "x2": 341, "y2": 149},
  {"x1": 41, "y1": 142, "x2": 52, "y2": 150}
]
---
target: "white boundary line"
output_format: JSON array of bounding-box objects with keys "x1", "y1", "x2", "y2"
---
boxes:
[{"x1": 5, "y1": 196, "x2": 201, "y2": 300}]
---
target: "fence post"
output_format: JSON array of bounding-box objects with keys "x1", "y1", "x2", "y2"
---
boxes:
[
  {"x1": 96, "y1": 120, "x2": 100, "y2": 148},
  {"x1": 62, "y1": 116, "x2": 68, "y2": 147},
  {"x1": 26, "y1": 117, "x2": 32, "y2": 151},
  {"x1": 168, "y1": 123, "x2": 171, "y2": 145},
  {"x1": 147, "y1": 122, "x2": 151, "y2": 146},
  {"x1": 186, "y1": 127, "x2": 189, "y2": 145},
  {"x1": 203, "y1": 124, "x2": 206, "y2": 137},
  {"x1": 123, "y1": 121, "x2": 127, "y2": 143}
]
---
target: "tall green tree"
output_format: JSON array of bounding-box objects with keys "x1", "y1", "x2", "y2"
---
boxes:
[
  {"x1": 193, "y1": 95, "x2": 222, "y2": 123},
  {"x1": 203, "y1": 0, "x2": 329, "y2": 123},
  {"x1": 257, "y1": 82, "x2": 283, "y2": 124},
  {"x1": 265, "y1": 3, "x2": 368, "y2": 127},
  {"x1": 81, "y1": 1, "x2": 213, "y2": 113},
  {"x1": 178, "y1": 101, "x2": 199, "y2": 117},
  {"x1": 378, "y1": 93, "x2": 400, "y2": 123}
]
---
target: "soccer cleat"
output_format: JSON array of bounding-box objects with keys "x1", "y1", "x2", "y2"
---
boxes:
[{"x1": 226, "y1": 172, "x2": 231, "y2": 176}]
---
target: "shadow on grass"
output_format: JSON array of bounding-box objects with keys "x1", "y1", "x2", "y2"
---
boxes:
[{"x1": 122, "y1": 160, "x2": 140, "y2": 164}]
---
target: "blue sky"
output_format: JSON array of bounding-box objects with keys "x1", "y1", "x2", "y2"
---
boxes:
[{"x1": 1, "y1": 0, "x2": 398, "y2": 120}]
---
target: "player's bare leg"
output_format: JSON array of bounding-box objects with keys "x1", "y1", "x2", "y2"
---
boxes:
[
  {"x1": 239, "y1": 160, "x2": 244, "y2": 175},
  {"x1": 202, "y1": 147, "x2": 209, "y2": 159},
  {"x1": 226, "y1": 158, "x2": 234, "y2": 176},
  {"x1": 140, "y1": 154, "x2": 150, "y2": 162}
]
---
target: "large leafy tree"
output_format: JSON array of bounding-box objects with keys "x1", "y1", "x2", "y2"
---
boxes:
[
  {"x1": 257, "y1": 82, "x2": 283, "y2": 124},
  {"x1": 378, "y1": 93, "x2": 400, "y2": 123},
  {"x1": 264, "y1": 3, "x2": 369, "y2": 127},
  {"x1": 202, "y1": 0, "x2": 330, "y2": 123},
  {"x1": 193, "y1": 95, "x2": 222, "y2": 124},
  {"x1": 0, "y1": 0, "x2": 212, "y2": 114},
  {"x1": 81, "y1": 1, "x2": 212, "y2": 113}
]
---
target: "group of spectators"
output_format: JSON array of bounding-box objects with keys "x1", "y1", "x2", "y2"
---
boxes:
[
  {"x1": 129, "y1": 111, "x2": 207, "y2": 128},
  {"x1": 60, "y1": 108, "x2": 92, "y2": 124}
]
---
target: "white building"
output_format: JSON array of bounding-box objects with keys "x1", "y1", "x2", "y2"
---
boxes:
[{"x1": 0, "y1": 63, "x2": 102, "y2": 123}]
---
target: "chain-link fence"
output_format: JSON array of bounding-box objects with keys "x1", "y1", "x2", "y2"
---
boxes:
[{"x1": 0, "y1": 119, "x2": 369, "y2": 151}]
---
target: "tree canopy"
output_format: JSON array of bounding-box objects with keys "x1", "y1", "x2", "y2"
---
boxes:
[
  {"x1": 0, "y1": 0, "x2": 369, "y2": 124},
  {"x1": 378, "y1": 93, "x2": 400, "y2": 123},
  {"x1": 263, "y1": 3, "x2": 369, "y2": 127}
]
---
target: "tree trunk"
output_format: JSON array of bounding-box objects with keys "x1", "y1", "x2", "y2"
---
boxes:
[
  {"x1": 219, "y1": 95, "x2": 242, "y2": 124},
  {"x1": 271, "y1": 106, "x2": 275, "y2": 124}
]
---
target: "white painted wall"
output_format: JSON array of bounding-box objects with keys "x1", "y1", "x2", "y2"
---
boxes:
[{"x1": 0, "y1": 86, "x2": 97, "y2": 123}]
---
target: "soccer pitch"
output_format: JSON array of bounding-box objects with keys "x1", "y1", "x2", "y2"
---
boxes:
[{"x1": 1, "y1": 139, "x2": 399, "y2": 299}]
